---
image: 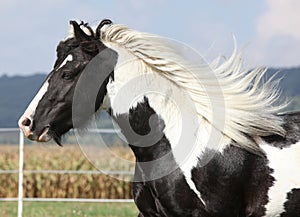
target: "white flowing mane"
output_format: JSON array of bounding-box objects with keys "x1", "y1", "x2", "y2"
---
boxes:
[{"x1": 100, "y1": 24, "x2": 286, "y2": 153}]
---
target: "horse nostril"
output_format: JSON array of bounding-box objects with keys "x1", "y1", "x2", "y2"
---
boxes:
[
  {"x1": 18, "y1": 116, "x2": 35, "y2": 138},
  {"x1": 22, "y1": 117, "x2": 31, "y2": 127}
]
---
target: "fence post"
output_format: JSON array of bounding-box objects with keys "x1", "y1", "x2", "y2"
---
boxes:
[{"x1": 18, "y1": 130, "x2": 24, "y2": 217}]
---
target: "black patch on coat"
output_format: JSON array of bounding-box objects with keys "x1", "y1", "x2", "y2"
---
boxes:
[
  {"x1": 280, "y1": 188, "x2": 300, "y2": 217},
  {"x1": 114, "y1": 98, "x2": 210, "y2": 217},
  {"x1": 262, "y1": 111, "x2": 300, "y2": 148},
  {"x1": 191, "y1": 145, "x2": 274, "y2": 217}
]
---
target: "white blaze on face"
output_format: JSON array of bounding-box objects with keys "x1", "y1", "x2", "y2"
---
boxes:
[
  {"x1": 18, "y1": 78, "x2": 50, "y2": 140},
  {"x1": 18, "y1": 78, "x2": 49, "y2": 138},
  {"x1": 57, "y1": 54, "x2": 73, "y2": 70},
  {"x1": 20, "y1": 79, "x2": 50, "y2": 121}
]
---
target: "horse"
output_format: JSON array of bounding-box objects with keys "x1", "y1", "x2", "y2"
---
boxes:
[{"x1": 18, "y1": 19, "x2": 300, "y2": 217}]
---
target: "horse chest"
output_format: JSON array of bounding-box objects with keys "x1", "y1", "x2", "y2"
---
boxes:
[
  {"x1": 132, "y1": 166, "x2": 206, "y2": 217},
  {"x1": 130, "y1": 143, "x2": 273, "y2": 217}
]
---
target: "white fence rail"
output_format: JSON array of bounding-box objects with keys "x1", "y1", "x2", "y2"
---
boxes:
[{"x1": 0, "y1": 128, "x2": 134, "y2": 217}]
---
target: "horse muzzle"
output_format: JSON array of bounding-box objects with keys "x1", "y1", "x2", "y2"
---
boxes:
[{"x1": 18, "y1": 116, "x2": 52, "y2": 142}]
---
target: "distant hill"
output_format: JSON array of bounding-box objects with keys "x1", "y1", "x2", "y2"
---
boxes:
[
  {"x1": 266, "y1": 67, "x2": 300, "y2": 97},
  {"x1": 266, "y1": 67, "x2": 300, "y2": 111},
  {"x1": 0, "y1": 74, "x2": 47, "y2": 127},
  {"x1": 0, "y1": 67, "x2": 299, "y2": 128}
]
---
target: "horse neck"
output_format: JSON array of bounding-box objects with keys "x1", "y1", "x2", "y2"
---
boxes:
[
  {"x1": 106, "y1": 46, "x2": 207, "y2": 151},
  {"x1": 104, "y1": 45, "x2": 231, "y2": 187}
]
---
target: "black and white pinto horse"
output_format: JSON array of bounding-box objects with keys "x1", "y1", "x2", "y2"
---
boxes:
[{"x1": 19, "y1": 20, "x2": 300, "y2": 217}]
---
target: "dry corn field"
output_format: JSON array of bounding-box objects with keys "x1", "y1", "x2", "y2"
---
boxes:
[{"x1": 0, "y1": 144, "x2": 135, "y2": 199}]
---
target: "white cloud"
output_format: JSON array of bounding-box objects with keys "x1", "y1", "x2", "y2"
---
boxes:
[
  {"x1": 249, "y1": 0, "x2": 300, "y2": 67},
  {"x1": 257, "y1": 0, "x2": 300, "y2": 40}
]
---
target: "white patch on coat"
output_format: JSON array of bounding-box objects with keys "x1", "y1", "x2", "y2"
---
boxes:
[
  {"x1": 56, "y1": 54, "x2": 73, "y2": 70},
  {"x1": 103, "y1": 43, "x2": 230, "y2": 205},
  {"x1": 259, "y1": 140, "x2": 300, "y2": 217}
]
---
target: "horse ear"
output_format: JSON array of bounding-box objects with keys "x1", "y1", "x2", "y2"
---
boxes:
[
  {"x1": 96, "y1": 19, "x2": 112, "y2": 38},
  {"x1": 70, "y1": 20, "x2": 91, "y2": 42}
]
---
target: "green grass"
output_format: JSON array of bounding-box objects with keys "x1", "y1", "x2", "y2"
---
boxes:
[{"x1": 0, "y1": 202, "x2": 139, "y2": 217}]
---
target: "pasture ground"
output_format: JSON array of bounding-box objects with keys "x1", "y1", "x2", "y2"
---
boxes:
[{"x1": 0, "y1": 202, "x2": 138, "y2": 217}]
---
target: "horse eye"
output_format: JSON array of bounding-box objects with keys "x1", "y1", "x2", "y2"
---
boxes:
[{"x1": 62, "y1": 72, "x2": 73, "y2": 80}]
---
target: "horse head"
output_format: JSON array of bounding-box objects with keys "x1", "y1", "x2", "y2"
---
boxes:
[{"x1": 18, "y1": 20, "x2": 115, "y2": 145}]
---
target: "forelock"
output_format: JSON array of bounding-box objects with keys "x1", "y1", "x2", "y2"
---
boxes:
[
  {"x1": 53, "y1": 21, "x2": 108, "y2": 68},
  {"x1": 54, "y1": 38, "x2": 78, "y2": 68}
]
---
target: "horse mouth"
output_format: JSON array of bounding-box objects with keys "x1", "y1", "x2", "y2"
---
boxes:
[
  {"x1": 21, "y1": 124, "x2": 63, "y2": 146},
  {"x1": 37, "y1": 127, "x2": 52, "y2": 142}
]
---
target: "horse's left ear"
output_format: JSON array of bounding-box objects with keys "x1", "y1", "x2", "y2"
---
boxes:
[{"x1": 70, "y1": 20, "x2": 91, "y2": 42}]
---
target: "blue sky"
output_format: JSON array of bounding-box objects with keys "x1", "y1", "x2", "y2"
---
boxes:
[{"x1": 1, "y1": 0, "x2": 299, "y2": 76}]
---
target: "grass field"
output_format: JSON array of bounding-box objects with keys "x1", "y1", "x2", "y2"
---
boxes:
[{"x1": 0, "y1": 202, "x2": 139, "y2": 217}]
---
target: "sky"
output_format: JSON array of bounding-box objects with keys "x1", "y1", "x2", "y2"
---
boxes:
[{"x1": 0, "y1": 0, "x2": 300, "y2": 76}]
